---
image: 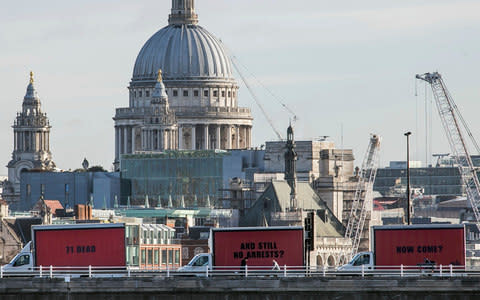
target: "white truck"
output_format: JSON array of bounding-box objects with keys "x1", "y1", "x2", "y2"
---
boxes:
[
  {"x1": 338, "y1": 224, "x2": 465, "y2": 271},
  {"x1": 2, "y1": 223, "x2": 126, "y2": 274},
  {"x1": 179, "y1": 226, "x2": 304, "y2": 273}
]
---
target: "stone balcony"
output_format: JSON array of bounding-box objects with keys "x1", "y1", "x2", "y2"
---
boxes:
[{"x1": 115, "y1": 106, "x2": 252, "y2": 120}]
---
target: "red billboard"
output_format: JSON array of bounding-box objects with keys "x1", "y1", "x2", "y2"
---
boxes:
[
  {"x1": 212, "y1": 227, "x2": 304, "y2": 267},
  {"x1": 373, "y1": 226, "x2": 465, "y2": 266},
  {"x1": 34, "y1": 225, "x2": 126, "y2": 267}
]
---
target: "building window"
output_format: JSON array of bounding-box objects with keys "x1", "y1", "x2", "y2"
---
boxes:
[
  {"x1": 134, "y1": 91, "x2": 137, "y2": 97},
  {"x1": 162, "y1": 250, "x2": 167, "y2": 264},
  {"x1": 222, "y1": 90, "x2": 225, "y2": 97},
  {"x1": 26, "y1": 184, "x2": 31, "y2": 197},
  {"x1": 141, "y1": 249, "x2": 146, "y2": 264},
  {"x1": 146, "y1": 91, "x2": 150, "y2": 97},
  {"x1": 213, "y1": 90, "x2": 218, "y2": 97},
  {"x1": 168, "y1": 249, "x2": 173, "y2": 264},
  {"x1": 173, "y1": 90, "x2": 178, "y2": 97},
  {"x1": 194, "y1": 90, "x2": 199, "y2": 97},
  {"x1": 228, "y1": 91, "x2": 231, "y2": 97},
  {"x1": 139, "y1": 91, "x2": 143, "y2": 97},
  {"x1": 204, "y1": 90, "x2": 209, "y2": 97},
  {"x1": 154, "y1": 250, "x2": 159, "y2": 265},
  {"x1": 183, "y1": 90, "x2": 189, "y2": 97},
  {"x1": 148, "y1": 249, "x2": 153, "y2": 265},
  {"x1": 175, "y1": 250, "x2": 180, "y2": 264}
]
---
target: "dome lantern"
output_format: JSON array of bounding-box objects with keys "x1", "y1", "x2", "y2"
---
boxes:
[{"x1": 169, "y1": 0, "x2": 198, "y2": 25}]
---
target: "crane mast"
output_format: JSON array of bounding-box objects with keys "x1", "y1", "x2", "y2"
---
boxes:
[
  {"x1": 416, "y1": 72, "x2": 480, "y2": 230},
  {"x1": 345, "y1": 134, "x2": 381, "y2": 257}
]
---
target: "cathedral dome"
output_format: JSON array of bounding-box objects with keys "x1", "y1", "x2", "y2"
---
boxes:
[{"x1": 132, "y1": 4, "x2": 234, "y2": 83}]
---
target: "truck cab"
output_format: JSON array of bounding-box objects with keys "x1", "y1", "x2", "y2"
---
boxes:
[
  {"x1": 178, "y1": 253, "x2": 212, "y2": 273},
  {"x1": 2, "y1": 242, "x2": 33, "y2": 272},
  {"x1": 338, "y1": 251, "x2": 374, "y2": 271}
]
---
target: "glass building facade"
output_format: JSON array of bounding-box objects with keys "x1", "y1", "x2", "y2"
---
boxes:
[
  {"x1": 374, "y1": 167, "x2": 464, "y2": 196},
  {"x1": 120, "y1": 150, "x2": 230, "y2": 207}
]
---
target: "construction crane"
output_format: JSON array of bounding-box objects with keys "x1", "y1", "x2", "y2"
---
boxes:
[
  {"x1": 228, "y1": 51, "x2": 298, "y2": 141},
  {"x1": 232, "y1": 58, "x2": 283, "y2": 140},
  {"x1": 344, "y1": 134, "x2": 381, "y2": 258},
  {"x1": 416, "y1": 72, "x2": 480, "y2": 230}
]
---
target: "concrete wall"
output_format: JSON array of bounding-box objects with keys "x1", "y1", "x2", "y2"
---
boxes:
[{"x1": 2, "y1": 277, "x2": 480, "y2": 299}]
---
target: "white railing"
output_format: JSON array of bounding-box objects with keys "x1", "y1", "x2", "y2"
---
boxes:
[{"x1": 0, "y1": 264, "x2": 475, "y2": 279}]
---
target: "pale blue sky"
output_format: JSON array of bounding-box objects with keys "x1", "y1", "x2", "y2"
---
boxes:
[{"x1": 1, "y1": 0, "x2": 480, "y2": 174}]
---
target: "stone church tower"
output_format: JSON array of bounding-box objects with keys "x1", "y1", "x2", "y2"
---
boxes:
[
  {"x1": 284, "y1": 124, "x2": 298, "y2": 210},
  {"x1": 2, "y1": 72, "x2": 55, "y2": 205},
  {"x1": 140, "y1": 70, "x2": 178, "y2": 151}
]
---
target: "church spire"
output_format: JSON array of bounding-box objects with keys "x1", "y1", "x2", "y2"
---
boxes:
[
  {"x1": 285, "y1": 124, "x2": 297, "y2": 211},
  {"x1": 152, "y1": 69, "x2": 168, "y2": 99},
  {"x1": 169, "y1": 0, "x2": 198, "y2": 25},
  {"x1": 23, "y1": 71, "x2": 41, "y2": 114}
]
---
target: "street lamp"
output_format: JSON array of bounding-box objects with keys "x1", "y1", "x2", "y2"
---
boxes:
[{"x1": 404, "y1": 131, "x2": 412, "y2": 225}]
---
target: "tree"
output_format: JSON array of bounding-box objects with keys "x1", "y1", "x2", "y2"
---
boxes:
[{"x1": 87, "y1": 166, "x2": 107, "y2": 172}]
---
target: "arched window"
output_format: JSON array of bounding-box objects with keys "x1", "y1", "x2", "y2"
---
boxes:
[
  {"x1": 327, "y1": 255, "x2": 335, "y2": 267},
  {"x1": 316, "y1": 255, "x2": 323, "y2": 267}
]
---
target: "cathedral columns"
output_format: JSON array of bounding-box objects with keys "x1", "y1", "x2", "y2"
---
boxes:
[
  {"x1": 165, "y1": 130, "x2": 169, "y2": 150},
  {"x1": 32, "y1": 131, "x2": 36, "y2": 151},
  {"x1": 131, "y1": 127, "x2": 135, "y2": 153},
  {"x1": 226, "y1": 125, "x2": 232, "y2": 149},
  {"x1": 39, "y1": 131, "x2": 42, "y2": 151},
  {"x1": 115, "y1": 127, "x2": 119, "y2": 160},
  {"x1": 215, "y1": 125, "x2": 221, "y2": 149},
  {"x1": 241, "y1": 126, "x2": 246, "y2": 149},
  {"x1": 167, "y1": 130, "x2": 171, "y2": 150},
  {"x1": 235, "y1": 126, "x2": 240, "y2": 149},
  {"x1": 149, "y1": 130, "x2": 152, "y2": 150},
  {"x1": 145, "y1": 130, "x2": 149, "y2": 150},
  {"x1": 204, "y1": 125, "x2": 209, "y2": 150},
  {"x1": 178, "y1": 126, "x2": 184, "y2": 149},
  {"x1": 123, "y1": 127, "x2": 128, "y2": 154},
  {"x1": 174, "y1": 129, "x2": 178, "y2": 150},
  {"x1": 149, "y1": 129, "x2": 152, "y2": 150},
  {"x1": 191, "y1": 125, "x2": 196, "y2": 150}
]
